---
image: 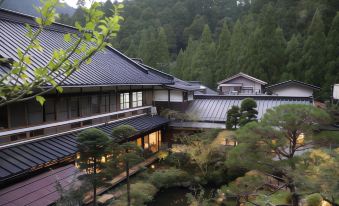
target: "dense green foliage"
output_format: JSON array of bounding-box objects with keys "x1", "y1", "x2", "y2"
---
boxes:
[
  {"x1": 149, "y1": 168, "x2": 191, "y2": 188},
  {"x1": 226, "y1": 105, "x2": 240, "y2": 129},
  {"x1": 239, "y1": 98, "x2": 258, "y2": 126},
  {"x1": 226, "y1": 104, "x2": 334, "y2": 205},
  {"x1": 111, "y1": 125, "x2": 138, "y2": 141}
]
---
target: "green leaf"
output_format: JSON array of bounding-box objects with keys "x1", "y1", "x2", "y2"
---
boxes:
[
  {"x1": 36, "y1": 96, "x2": 45, "y2": 106},
  {"x1": 35, "y1": 17, "x2": 42, "y2": 25},
  {"x1": 24, "y1": 55, "x2": 31, "y2": 65},
  {"x1": 56, "y1": 86, "x2": 63, "y2": 93},
  {"x1": 64, "y1": 33, "x2": 71, "y2": 42},
  {"x1": 85, "y1": 58, "x2": 92, "y2": 65}
]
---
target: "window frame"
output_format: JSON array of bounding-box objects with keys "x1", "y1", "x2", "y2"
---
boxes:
[
  {"x1": 132, "y1": 91, "x2": 143, "y2": 108},
  {"x1": 120, "y1": 92, "x2": 130, "y2": 110}
]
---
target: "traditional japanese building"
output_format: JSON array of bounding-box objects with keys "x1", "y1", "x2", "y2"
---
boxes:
[{"x1": 0, "y1": 9, "x2": 199, "y2": 204}]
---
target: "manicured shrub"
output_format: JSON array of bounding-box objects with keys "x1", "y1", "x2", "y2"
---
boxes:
[
  {"x1": 111, "y1": 125, "x2": 137, "y2": 141},
  {"x1": 149, "y1": 168, "x2": 191, "y2": 188},
  {"x1": 165, "y1": 152, "x2": 191, "y2": 168},
  {"x1": 306, "y1": 193, "x2": 323, "y2": 206}
]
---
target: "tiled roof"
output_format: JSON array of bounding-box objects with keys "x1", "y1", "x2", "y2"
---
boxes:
[
  {"x1": 165, "y1": 78, "x2": 202, "y2": 91},
  {"x1": 186, "y1": 95, "x2": 312, "y2": 122},
  {"x1": 136, "y1": 63, "x2": 200, "y2": 91},
  {"x1": 0, "y1": 115, "x2": 169, "y2": 184},
  {"x1": 0, "y1": 8, "x2": 173, "y2": 86},
  {"x1": 0, "y1": 164, "x2": 80, "y2": 206},
  {"x1": 188, "y1": 81, "x2": 218, "y2": 95}
]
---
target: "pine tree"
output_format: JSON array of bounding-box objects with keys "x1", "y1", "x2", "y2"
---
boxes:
[
  {"x1": 283, "y1": 34, "x2": 303, "y2": 81},
  {"x1": 226, "y1": 106, "x2": 241, "y2": 130},
  {"x1": 215, "y1": 20, "x2": 231, "y2": 81},
  {"x1": 125, "y1": 39, "x2": 138, "y2": 57},
  {"x1": 302, "y1": 9, "x2": 327, "y2": 87},
  {"x1": 182, "y1": 38, "x2": 199, "y2": 80},
  {"x1": 171, "y1": 49, "x2": 184, "y2": 78},
  {"x1": 325, "y1": 12, "x2": 339, "y2": 97},
  {"x1": 101, "y1": 0, "x2": 114, "y2": 17},
  {"x1": 239, "y1": 98, "x2": 258, "y2": 126},
  {"x1": 191, "y1": 25, "x2": 216, "y2": 87},
  {"x1": 246, "y1": 3, "x2": 286, "y2": 83},
  {"x1": 77, "y1": 128, "x2": 110, "y2": 206},
  {"x1": 138, "y1": 28, "x2": 157, "y2": 66},
  {"x1": 227, "y1": 20, "x2": 247, "y2": 76},
  {"x1": 153, "y1": 27, "x2": 171, "y2": 72}
]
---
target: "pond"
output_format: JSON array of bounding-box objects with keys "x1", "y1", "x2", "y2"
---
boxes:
[
  {"x1": 148, "y1": 187, "x2": 190, "y2": 206},
  {"x1": 148, "y1": 186, "x2": 237, "y2": 206}
]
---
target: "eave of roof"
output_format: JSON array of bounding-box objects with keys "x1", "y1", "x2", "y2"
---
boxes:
[
  {"x1": 266, "y1": 80, "x2": 320, "y2": 90},
  {"x1": 217, "y1": 72, "x2": 268, "y2": 85},
  {"x1": 0, "y1": 115, "x2": 169, "y2": 183}
]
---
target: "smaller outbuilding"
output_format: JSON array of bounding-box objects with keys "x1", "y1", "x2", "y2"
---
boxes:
[
  {"x1": 217, "y1": 72, "x2": 267, "y2": 95},
  {"x1": 266, "y1": 80, "x2": 320, "y2": 97}
]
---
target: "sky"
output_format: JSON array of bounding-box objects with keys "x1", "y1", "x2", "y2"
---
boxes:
[{"x1": 61, "y1": 0, "x2": 114, "y2": 8}]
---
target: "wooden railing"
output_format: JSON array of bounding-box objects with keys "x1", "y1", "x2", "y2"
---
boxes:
[{"x1": 0, "y1": 106, "x2": 152, "y2": 146}]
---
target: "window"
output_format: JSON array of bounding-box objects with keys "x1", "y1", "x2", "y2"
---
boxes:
[
  {"x1": 136, "y1": 137, "x2": 142, "y2": 147},
  {"x1": 57, "y1": 98, "x2": 69, "y2": 120},
  {"x1": 183, "y1": 92, "x2": 188, "y2": 101},
  {"x1": 80, "y1": 96, "x2": 91, "y2": 116},
  {"x1": 44, "y1": 99, "x2": 56, "y2": 122},
  {"x1": 30, "y1": 129, "x2": 44, "y2": 137},
  {"x1": 27, "y1": 100, "x2": 43, "y2": 125},
  {"x1": 91, "y1": 95, "x2": 100, "y2": 114},
  {"x1": 10, "y1": 133, "x2": 27, "y2": 141},
  {"x1": 70, "y1": 97, "x2": 79, "y2": 118},
  {"x1": 101, "y1": 94, "x2": 110, "y2": 113},
  {"x1": 120, "y1": 93, "x2": 130, "y2": 110},
  {"x1": 132, "y1": 92, "x2": 143, "y2": 107}
]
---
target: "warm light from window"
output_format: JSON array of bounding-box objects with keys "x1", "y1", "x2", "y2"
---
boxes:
[
  {"x1": 297, "y1": 133, "x2": 305, "y2": 144},
  {"x1": 151, "y1": 164, "x2": 155, "y2": 169}
]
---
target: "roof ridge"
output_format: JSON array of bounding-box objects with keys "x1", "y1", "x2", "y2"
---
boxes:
[
  {"x1": 266, "y1": 80, "x2": 320, "y2": 90},
  {"x1": 217, "y1": 72, "x2": 267, "y2": 85},
  {"x1": 0, "y1": 7, "x2": 78, "y2": 33}
]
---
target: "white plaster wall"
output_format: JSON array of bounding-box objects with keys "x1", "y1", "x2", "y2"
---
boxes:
[
  {"x1": 220, "y1": 76, "x2": 263, "y2": 93},
  {"x1": 271, "y1": 85, "x2": 314, "y2": 97},
  {"x1": 170, "y1": 90, "x2": 183, "y2": 102},
  {"x1": 227, "y1": 76, "x2": 263, "y2": 92},
  {"x1": 188, "y1": 92, "x2": 194, "y2": 101},
  {"x1": 154, "y1": 90, "x2": 168, "y2": 101},
  {"x1": 333, "y1": 84, "x2": 339, "y2": 100}
]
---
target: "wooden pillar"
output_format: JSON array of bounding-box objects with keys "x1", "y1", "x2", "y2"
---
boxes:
[{"x1": 168, "y1": 89, "x2": 170, "y2": 107}]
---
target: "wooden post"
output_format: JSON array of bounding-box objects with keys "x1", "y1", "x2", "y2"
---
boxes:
[{"x1": 126, "y1": 160, "x2": 131, "y2": 206}]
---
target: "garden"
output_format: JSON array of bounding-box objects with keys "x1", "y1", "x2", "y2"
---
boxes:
[{"x1": 56, "y1": 101, "x2": 339, "y2": 206}]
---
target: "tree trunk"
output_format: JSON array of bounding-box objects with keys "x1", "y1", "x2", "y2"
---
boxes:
[
  {"x1": 236, "y1": 196, "x2": 241, "y2": 206},
  {"x1": 126, "y1": 160, "x2": 131, "y2": 206},
  {"x1": 93, "y1": 159, "x2": 97, "y2": 206},
  {"x1": 288, "y1": 182, "x2": 299, "y2": 206}
]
